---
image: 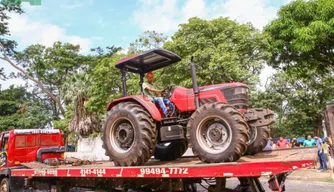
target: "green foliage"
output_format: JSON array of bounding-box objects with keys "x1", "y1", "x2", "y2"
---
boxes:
[
  {"x1": 0, "y1": 3, "x2": 23, "y2": 78},
  {"x1": 0, "y1": 68, "x2": 5, "y2": 80},
  {"x1": 0, "y1": 86, "x2": 50, "y2": 131},
  {"x1": 0, "y1": 3, "x2": 23, "y2": 57},
  {"x1": 61, "y1": 72, "x2": 100, "y2": 136},
  {"x1": 129, "y1": 30, "x2": 167, "y2": 54},
  {"x1": 162, "y1": 17, "x2": 270, "y2": 89},
  {"x1": 14, "y1": 42, "x2": 92, "y2": 89},
  {"x1": 265, "y1": 0, "x2": 334, "y2": 74},
  {"x1": 88, "y1": 56, "x2": 123, "y2": 113},
  {"x1": 262, "y1": 0, "x2": 334, "y2": 137},
  {"x1": 250, "y1": 69, "x2": 334, "y2": 138}
]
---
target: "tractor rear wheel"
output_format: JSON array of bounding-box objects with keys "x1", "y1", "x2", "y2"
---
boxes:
[
  {"x1": 187, "y1": 102, "x2": 249, "y2": 163},
  {"x1": 153, "y1": 140, "x2": 188, "y2": 161},
  {"x1": 102, "y1": 102, "x2": 157, "y2": 166},
  {"x1": 244, "y1": 126, "x2": 270, "y2": 155}
]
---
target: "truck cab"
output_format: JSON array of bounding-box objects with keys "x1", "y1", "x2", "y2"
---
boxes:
[{"x1": 0, "y1": 129, "x2": 65, "y2": 168}]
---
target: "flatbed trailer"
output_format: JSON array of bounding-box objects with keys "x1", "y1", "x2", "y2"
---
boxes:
[{"x1": 4, "y1": 147, "x2": 317, "y2": 192}]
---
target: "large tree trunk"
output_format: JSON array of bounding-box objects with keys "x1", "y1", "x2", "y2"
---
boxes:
[{"x1": 0, "y1": 42, "x2": 66, "y2": 115}]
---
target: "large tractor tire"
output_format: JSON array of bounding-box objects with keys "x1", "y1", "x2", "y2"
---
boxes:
[
  {"x1": 244, "y1": 126, "x2": 270, "y2": 155},
  {"x1": 153, "y1": 140, "x2": 188, "y2": 161},
  {"x1": 102, "y1": 102, "x2": 157, "y2": 166},
  {"x1": 187, "y1": 102, "x2": 249, "y2": 163}
]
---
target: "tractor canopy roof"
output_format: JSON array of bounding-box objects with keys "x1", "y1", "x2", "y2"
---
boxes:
[{"x1": 115, "y1": 48, "x2": 181, "y2": 74}]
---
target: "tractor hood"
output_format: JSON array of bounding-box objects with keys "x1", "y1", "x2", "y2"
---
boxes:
[
  {"x1": 199, "y1": 83, "x2": 249, "y2": 110},
  {"x1": 199, "y1": 82, "x2": 248, "y2": 92}
]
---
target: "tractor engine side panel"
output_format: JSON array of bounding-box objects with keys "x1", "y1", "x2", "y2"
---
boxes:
[{"x1": 171, "y1": 88, "x2": 227, "y2": 112}]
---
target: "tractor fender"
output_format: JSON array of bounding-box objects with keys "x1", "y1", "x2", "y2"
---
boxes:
[{"x1": 106, "y1": 95, "x2": 162, "y2": 121}]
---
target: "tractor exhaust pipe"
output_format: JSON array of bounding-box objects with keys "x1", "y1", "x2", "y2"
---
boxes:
[{"x1": 190, "y1": 56, "x2": 199, "y2": 109}]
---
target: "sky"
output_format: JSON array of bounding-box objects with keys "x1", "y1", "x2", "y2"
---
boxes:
[{"x1": 0, "y1": 0, "x2": 294, "y2": 90}]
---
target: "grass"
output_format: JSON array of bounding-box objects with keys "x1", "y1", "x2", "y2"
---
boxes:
[{"x1": 318, "y1": 178, "x2": 334, "y2": 183}]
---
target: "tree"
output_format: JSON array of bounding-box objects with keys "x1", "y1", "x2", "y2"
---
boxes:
[
  {"x1": 0, "y1": 41, "x2": 101, "y2": 136},
  {"x1": 0, "y1": 68, "x2": 5, "y2": 80},
  {"x1": 88, "y1": 56, "x2": 123, "y2": 113},
  {"x1": 2, "y1": 43, "x2": 79, "y2": 117},
  {"x1": 128, "y1": 30, "x2": 167, "y2": 54},
  {"x1": 0, "y1": 3, "x2": 23, "y2": 56},
  {"x1": 162, "y1": 17, "x2": 271, "y2": 89},
  {"x1": 250, "y1": 69, "x2": 334, "y2": 138},
  {"x1": 264, "y1": 0, "x2": 334, "y2": 75},
  {"x1": 61, "y1": 73, "x2": 99, "y2": 136},
  {"x1": 0, "y1": 3, "x2": 23, "y2": 81},
  {"x1": 0, "y1": 85, "x2": 50, "y2": 131}
]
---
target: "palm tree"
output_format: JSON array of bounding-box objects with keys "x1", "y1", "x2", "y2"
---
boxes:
[{"x1": 61, "y1": 73, "x2": 100, "y2": 137}]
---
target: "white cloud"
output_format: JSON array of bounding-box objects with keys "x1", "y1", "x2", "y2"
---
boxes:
[
  {"x1": 257, "y1": 65, "x2": 276, "y2": 91},
  {"x1": 133, "y1": 0, "x2": 291, "y2": 33},
  {"x1": 181, "y1": 0, "x2": 207, "y2": 20},
  {"x1": 8, "y1": 13, "x2": 93, "y2": 53},
  {"x1": 212, "y1": 0, "x2": 278, "y2": 30},
  {"x1": 1, "y1": 12, "x2": 95, "y2": 89},
  {"x1": 132, "y1": 0, "x2": 181, "y2": 33},
  {"x1": 133, "y1": 0, "x2": 289, "y2": 88}
]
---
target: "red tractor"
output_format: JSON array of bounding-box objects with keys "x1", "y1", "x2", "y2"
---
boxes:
[{"x1": 102, "y1": 49, "x2": 275, "y2": 166}]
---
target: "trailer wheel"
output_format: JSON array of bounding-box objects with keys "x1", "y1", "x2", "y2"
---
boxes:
[
  {"x1": 102, "y1": 102, "x2": 157, "y2": 166},
  {"x1": 187, "y1": 102, "x2": 249, "y2": 163},
  {"x1": 154, "y1": 140, "x2": 188, "y2": 161},
  {"x1": 1, "y1": 178, "x2": 9, "y2": 192},
  {"x1": 244, "y1": 126, "x2": 270, "y2": 155}
]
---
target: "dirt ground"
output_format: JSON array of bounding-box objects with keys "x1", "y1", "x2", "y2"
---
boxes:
[{"x1": 287, "y1": 167, "x2": 334, "y2": 182}]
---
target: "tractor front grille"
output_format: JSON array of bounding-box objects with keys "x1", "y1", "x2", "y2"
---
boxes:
[{"x1": 221, "y1": 86, "x2": 248, "y2": 109}]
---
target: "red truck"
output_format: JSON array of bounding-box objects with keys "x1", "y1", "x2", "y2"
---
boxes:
[
  {"x1": 0, "y1": 128, "x2": 317, "y2": 192},
  {"x1": 0, "y1": 129, "x2": 65, "y2": 191}
]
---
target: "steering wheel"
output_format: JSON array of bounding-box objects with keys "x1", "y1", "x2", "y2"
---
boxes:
[{"x1": 161, "y1": 85, "x2": 176, "y2": 99}]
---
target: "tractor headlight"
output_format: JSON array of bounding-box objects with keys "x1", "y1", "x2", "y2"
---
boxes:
[{"x1": 234, "y1": 87, "x2": 248, "y2": 95}]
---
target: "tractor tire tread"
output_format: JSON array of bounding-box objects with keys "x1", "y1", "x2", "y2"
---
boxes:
[
  {"x1": 102, "y1": 101, "x2": 156, "y2": 166},
  {"x1": 187, "y1": 102, "x2": 249, "y2": 163}
]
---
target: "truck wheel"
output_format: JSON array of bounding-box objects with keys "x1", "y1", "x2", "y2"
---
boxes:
[
  {"x1": 244, "y1": 126, "x2": 270, "y2": 155},
  {"x1": 1, "y1": 178, "x2": 9, "y2": 192},
  {"x1": 102, "y1": 102, "x2": 157, "y2": 166},
  {"x1": 154, "y1": 140, "x2": 188, "y2": 161},
  {"x1": 187, "y1": 102, "x2": 249, "y2": 163}
]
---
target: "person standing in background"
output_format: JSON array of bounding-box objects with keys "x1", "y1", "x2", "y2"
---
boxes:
[
  {"x1": 276, "y1": 136, "x2": 290, "y2": 149},
  {"x1": 303, "y1": 135, "x2": 316, "y2": 147},
  {"x1": 264, "y1": 137, "x2": 273, "y2": 151},
  {"x1": 291, "y1": 138, "x2": 301, "y2": 147},
  {"x1": 314, "y1": 135, "x2": 328, "y2": 172}
]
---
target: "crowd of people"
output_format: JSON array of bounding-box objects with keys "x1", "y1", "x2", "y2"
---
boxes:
[{"x1": 264, "y1": 135, "x2": 333, "y2": 172}]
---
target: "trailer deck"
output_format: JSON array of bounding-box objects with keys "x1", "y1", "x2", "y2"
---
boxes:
[{"x1": 11, "y1": 147, "x2": 317, "y2": 178}]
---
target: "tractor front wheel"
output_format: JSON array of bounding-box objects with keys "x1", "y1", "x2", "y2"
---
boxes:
[
  {"x1": 187, "y1": 102, "x2": 249, "y2": 163},
  {"x1": 244, "y1": 126, "x2": 270, "y2": 155},
  {"x1": 102, "y1": 102, "x2": 157, "y2": 166}
]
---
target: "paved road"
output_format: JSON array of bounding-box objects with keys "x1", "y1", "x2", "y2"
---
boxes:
[
  {"x1": 197, "y1": 178, "x2": 334, "y2": 192},
  {"x1": 77, "y1": 178, "x2": 334, "y2": 191}
]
